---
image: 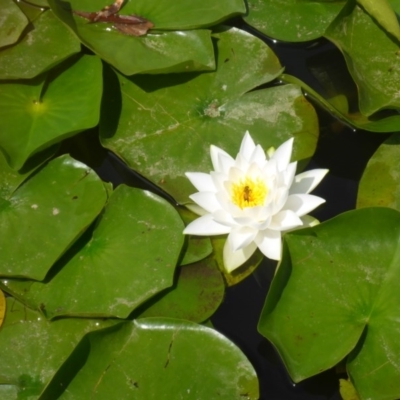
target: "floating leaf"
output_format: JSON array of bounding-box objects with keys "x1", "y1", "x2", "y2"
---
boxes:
[
  {"x1": 357, "y1": 133, "x2": 400, "y2": 210},
  {"x1": 0, "y1": 155, "x2": 108, "y2": 280},
  {"x1": 25, "y1": 0, "x2": 49, "y2": 6},
  {"x1": 0, "y1": 144, "x2": 59, "y2": 200},
  {"x1": 47, "y1": 0, "x2": 242, "y2": 74},
  {"x1": 0, "y1": 54, "x2": 103, "y2": 170},
  {"x1": 2, "y1": 185, "x2": 184, "y2": 319},
  {"x1": 42, "y1": 318, "x2": 259, "y2": 399},
  {"x1": 258, "y1": 207, "x2": 400, "y2": 400},
  {"x1": 101, "y1": 26, "x2": 319, "y2": 205},
  {"x1": 325, "y1": 1, "x2": 400, "y2": 116},
  {"x1": 0, "y1": 0, "x2": 28, "y2": 48},
  {"x1": 357, "y1": 0, "x2": 400, "y2": 41},
  {"x1": 281, "y1": 74, "x2": 400, "y2": 132},
  {"x1": 0, "y1": 297, "x2": 115, "y2": 398},
  {"x1": 137, "y1": 258, "x2": 224, "y2": 323},
  {"x1": 0, "y1": 9, "x2": 80, "y2": 80},
  {"x1": 244, "y1": 0, "x2": 345, "y2": 42}
]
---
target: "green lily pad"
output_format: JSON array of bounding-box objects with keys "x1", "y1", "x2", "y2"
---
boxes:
[
  {"x1": 136, "y1": 258, "x2": 224, "y2": 323},
  {"x1": 244, "y1": 0, "x2": 345, "y2": 42},
  {"x1": 325, "y1": 1, "x2": 400, "y2": 116},
  {"x1": 0, "y1": 297, "x2": 115, "y2": 399},
  {"x1": 0, "y1": 155, "x2": 107, "y2": 280},
  {"x1": 41, "y1": 318, "x2": 259, "y2": 399},
  {"x1": 0, "y1": 144, "x2": 59, "y2": 200},
  {"x1": 389, "y1": 0, "x2": 400, "y2": 14},
  {"x1": 258, "y1": 207, "x2": 400, "y2": 400},
  {"x1": 0, "y1": 9, "x2": 80, "y2": 80},
  {"x1": 48, "y1": 0, "x2": 243, "y2": 74},
  {"x1": 26, "y1": 0, "x2": 49, "y2": 6},
  {"x1": 357, "y1": 133, "x2": 400, "y2": 210},
  {"x1": 101, "y1": 26, "x2": 319, "y2": 205},
  {"x1": 0, "y1": 54, "x2": 102, "y2": 170},
  {"x1": 0, "y1": 0, "x2": 29, "y2": 48},
  {"x1": 1, "y1": 184, "x2": 184, "y2": 319},
  {"x1": 178, "y1": 206, "x2": 213, "y2": 266},
  {"x1": 358, "y1": 0, "x2": 400, "y2": 41},
  {"x1": 280, "y1": 74, "x2": 400, "y2": 132}
]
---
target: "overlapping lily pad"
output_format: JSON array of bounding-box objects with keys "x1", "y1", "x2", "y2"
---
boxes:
[
  {"x1": 244, "y1": 0, "x2": 345, "y2": 42},
  {"x1": 357, "y1": 133, "x2": 400, "y2": 210},
  {"x1": 325, "y1": 1, "x2": 400, "y2": 116},
  {"x1": 0, "y1": 0, "x2": 29, "y2": 48},
  {"x1": 0, "y1": 144, "x2": 59, "y2": 200},
  {"x1": 0, "y1": 9, "x2": 80, "y2": 79},
  {"x1": 0, "y1": 54, "x2": 102, "y2": 170},
  {"x1": 101, "y1": 26, "x2": 319, "y2": 205},
  {"x1": 1, "y1": 185, "x2": 184, "y2": 319},
  {"x1": 0, "y1": 297, "x2": 115, "y2": 399},
  {"x1": 259, "y1": 207, "x2": 400, "y2": 400},
  {"x1": 41, "y1": 318, "x2": 259, "y2": 399},
  {"x1": 280, "y1": 74, "x2": 400, "y2": 133},
  {"x1": 49, "y1": 0, "x2": 245, "y2": 74},
  {"x1": 137, "y1": 258, "x2": 224, "y2": 322},
  {"x1": 0, "y1": 155, "x2": 107, "y2": 280}
]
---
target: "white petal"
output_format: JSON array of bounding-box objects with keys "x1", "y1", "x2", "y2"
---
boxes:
[
  {"x1": 230, "y1": 166, "x2": 247, "y2": 183},
  {"x1": 185, "y1": 203, "x2": 207, "y2": 216},
  {"x1": 270, "y1": 137, "x2": 293, "y2": 172},
  {"x1": 239, "y1": 131, "x2": 256, "y2": 161},
  {"x1": 283, "y1": 194, "x2": 326, "y2": 217},
  {"x1": 269, "y1": 210, "x2": 303, "y2": 231},
  {"x1": 228, "y1": 226, "x2": 257, "y2": 251},
  {"x1": 218, "y1": 152, "x2": 235, "y2": 175},
  {"x1": 210, "y1": 171, "x2": 227, "y2": 192},
  {"x1": 189, "y1": 192, "x2": 221, "y2": 213},
  {"x1": 183, "y1": 214, "x2": 231, "y2": 236},
  {"x1": 283, "y1": 162, "x2": 297, "y2": 187},
  {"x1": 213, "y1": 209, "x2": 236, "y2": 227},
  {"x1": 185, "y1": 172, "x2": 215, "y2": 192},
  {"x1": 255, "y1": 230, "x2": 282, "y2": 260},
  {"x1": 223, "y1": 240, "x2": 257, "y2": 273},
  {"x1": 250, "y1": 144, "x2": 266, "y2": 165},
  {"x1": 290, "y1": 169, "x2": 329, "y2": 195},
  {"x1": 280, "y1": 214, "x2": 320, "y2": 233},
  {"x1": 210, "y1": 145, "x2": 234, "y2": 173}
]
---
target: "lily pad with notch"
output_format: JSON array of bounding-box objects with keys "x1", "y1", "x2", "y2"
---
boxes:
[
  {"x1": 100, "y1": 26, "x2": 319, "y2": 205},
  {"x1": 1, "y1": 185, "x2": 185, "y2": 319},
  {"x1": 0, "y1": 54, "x2": 103, "y2": 170},
  {"x1": 0, "y1": 154, "x2": 108, "y2": 281},
  {"x1": 259, "y1": 207, "x2": 400, "y2": 400}
]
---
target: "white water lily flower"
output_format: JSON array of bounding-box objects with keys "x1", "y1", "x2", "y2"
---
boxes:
[{"x1": 183, "y1": 131, "x2": 328, "y2": 273}]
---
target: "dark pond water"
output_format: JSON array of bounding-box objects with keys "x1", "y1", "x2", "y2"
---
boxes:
[{"x1": 63, "y1": 20, "x2": 390, "y2": 400}]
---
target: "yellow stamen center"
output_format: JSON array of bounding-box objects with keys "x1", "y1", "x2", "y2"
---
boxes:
[{"x1": 231, "y1": 177, "x2": 268, "y2": 209}]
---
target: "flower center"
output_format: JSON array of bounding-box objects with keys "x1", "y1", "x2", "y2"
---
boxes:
[{"x1": 231, "y1": 177, "x2": 268, "y2": 209}]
